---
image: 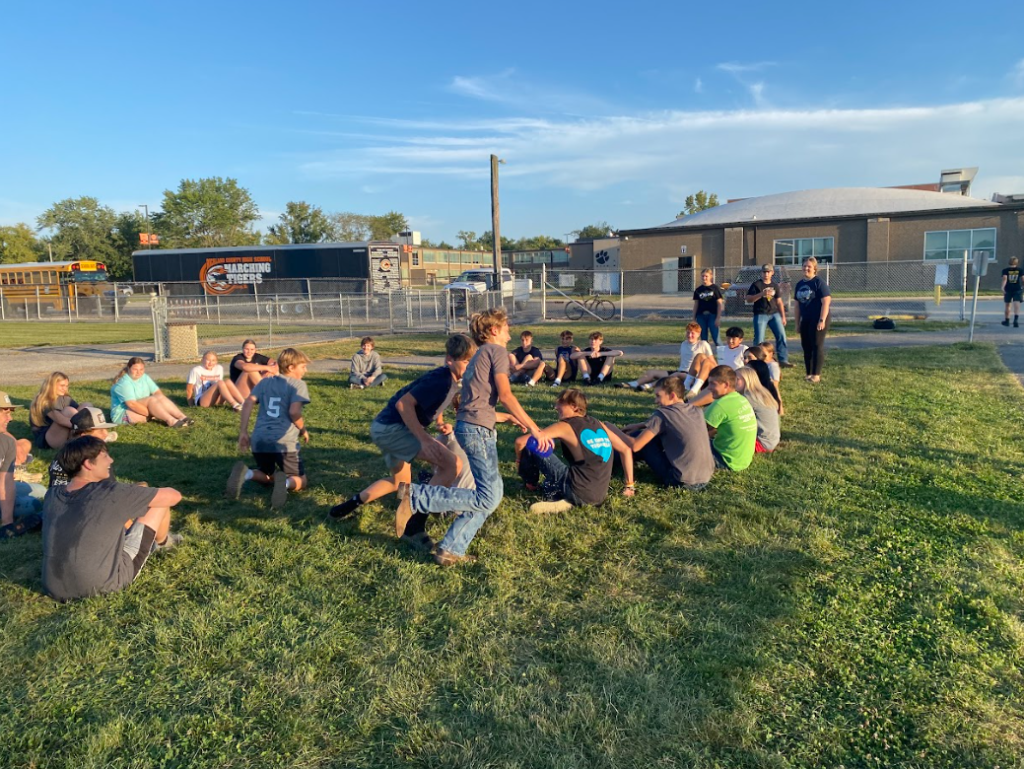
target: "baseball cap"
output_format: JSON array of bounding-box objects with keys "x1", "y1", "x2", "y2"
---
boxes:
[
  {"x1": 71, "y1": 407, "x2": 118, "y2": 432},
  {"x1": 0, "y1": 391, "x2": 22, "y2": 409}
]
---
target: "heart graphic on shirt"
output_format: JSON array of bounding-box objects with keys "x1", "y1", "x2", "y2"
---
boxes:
[{"x1": 580, "y1": 428, "x2": 612, "y2": 463}]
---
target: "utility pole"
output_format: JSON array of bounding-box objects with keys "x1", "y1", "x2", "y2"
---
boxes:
[
  {"x1": 490, "y1": 154, "x2": 504, "y2": 290},
  {"x1": 138, "y1": 204, "x2": 152, "y2": 249}
]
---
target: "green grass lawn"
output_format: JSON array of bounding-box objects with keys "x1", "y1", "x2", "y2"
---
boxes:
[
  {"x1": 1, "y1": 344, "x2": 1022, "y2": 767},
  {"x1": 0, "y1": 322, "x2": 155, "y2": 348}
]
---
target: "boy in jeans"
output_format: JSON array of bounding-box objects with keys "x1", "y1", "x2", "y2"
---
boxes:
[
  {"x1": 349, "y1": 336, "x2": 387, "y2": 389},
  {"x1": 550, "y1": 330, "x2": 580, "y2": 387},
  {"x1": 704, "y1": 365, "x2": 757, "y2": 472},
  {"x1": 396, "y1": 308, "x2": 552, "y2": 566},
  {"x1": 228, "y1": 348, "x2": 312, "y2": 509}
]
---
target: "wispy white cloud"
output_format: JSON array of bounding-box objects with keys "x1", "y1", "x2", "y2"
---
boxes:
[
  {"x1": 717, "y1": 61, "x2": 776, "y2": 106},
  {"x1": 446, "y1": 70, "x2": 611, "y2": 115},
  {"x1": 694, "y1": 77, "x2": 703, "y2": 94},
  {"x1": 716, "y1": 61, "x2": 777, "y2": 75},
  {"x1": 1011, "y1": 59, "x2": 1024, "y2": 89}
]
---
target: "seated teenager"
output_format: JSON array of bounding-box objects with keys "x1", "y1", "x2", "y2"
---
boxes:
[
  {"x1": 622, "y1": 321, "x2": 715, "y2": 400},
  {"x1": 48, "y1": 407, "x2": 120, "y2": 490},
  {"x1": 508, "y1": 330, "x2": 549, "y2": 387},
  {"x1": 515, "y1": 388, "x2": 634, "y2": 513},
  {"x1": 607, "y1": 376, "x2": 715, "y2": 490},
  {"x1": 41, "y1": 436, "x2": 183, "y2": 601},
  {"x1": 716, "y1": 327, "x2": 749, "y2": 370},
  {"x1": 349, "y1": 336, "x2": 388, "y2": 389},
  {"x1": 29, "y1": 372, "x2": 87, "y2": 451},
  {"x1": 735, "y1": 367, "x2": 780, "y2": 453},
  {"x1": 230, "y1": 339, "x2": 278, "y2": 399},
  {"x1": 1, "y1": 392, "x2": 45, "y2": 539},
  {"x1": 550, "y1": 330, "x2": 580, "y2": 388},
  {"x1": 186, "y1": 351, "x2": 245, "y2": 410},
  {"x1": 572, "y1": 331, "x2": 624, "y2": 385},
  {"x1": 704, "y1": 366, "x2": 758, "y2": 472},
  {"x1": 110, "y1": 357, "x2": 191, "y2": 428},
  {"x1": 742, "y1": 346, "x2": 783, "y2": 412}
]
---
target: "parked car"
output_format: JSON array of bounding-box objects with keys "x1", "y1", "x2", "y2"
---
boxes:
[
  {"x1": 103, "y1": 284, "x2": 134, "y2": 297},
  {"x1": 721, "y1": 265, "x2": 792, "y2": 315},
  {"x1": 443, "y1": 268, "x2": 533, "y2": 313}
]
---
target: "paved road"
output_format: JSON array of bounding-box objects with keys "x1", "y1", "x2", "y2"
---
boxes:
[{"x1": 2, "y1": 324, "x2": 1023, "y2": 388}]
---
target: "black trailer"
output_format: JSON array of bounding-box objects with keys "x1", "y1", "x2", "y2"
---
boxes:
[{"x1": 132, "y1": 242, "x2": 404, "y2": 297}]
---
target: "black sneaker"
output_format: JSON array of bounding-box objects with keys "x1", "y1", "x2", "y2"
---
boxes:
[
  {"x1": 780, "y1": 361, "x2": 795, "y2": 368},
  {"x1": 329, "y1": 495, "x2": 362, "y2": 519},
  {"x1": 226, "y1": 461, "x2": 247, "y2": 500},
  {"x1": 1002, "y1": 319, "x2": 1010, "y2": 327}
]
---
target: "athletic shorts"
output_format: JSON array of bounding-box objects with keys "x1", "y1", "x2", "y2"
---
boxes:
[
  {"x1": 123, "y1": 520, "x2": 158, "y2": 579},
  {"x1": 369, "y1": 419, "x2": 421, "y2": 471},
  {"x1": 509, "y1": 371, "x2": 534, "y2": 384},
  {"x1": 33, "y1": 429, "x2": 50, "y2": 450},
  {"x1": 1005, "y1": 289, "x2": 1023, "y2": 304},
  {"x1": 253, "y1": 451, "x2": 304, "y2": 478}
]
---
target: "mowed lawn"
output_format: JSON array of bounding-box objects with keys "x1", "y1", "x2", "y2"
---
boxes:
[{"x1": 0, "y1": 343, "x2": 1022, "y2": 768}]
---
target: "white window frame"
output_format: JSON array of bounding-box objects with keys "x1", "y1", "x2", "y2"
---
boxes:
[
  {"x1": 773, "y1": 236, "x2": 834, "y2": 266},
  {"x1": 923, "y1": 228, "x2": 997, "y2": 262}
]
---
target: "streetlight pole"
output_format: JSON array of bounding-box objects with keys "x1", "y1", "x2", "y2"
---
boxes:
[
  {"x1": 138, "y1": 204, "x2": 152, "y2": 249},
  {"x1": 490, "y1": 154, "x2": 505, "y2": 290}
]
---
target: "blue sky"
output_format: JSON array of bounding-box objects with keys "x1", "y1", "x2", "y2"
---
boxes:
[{"x1": 3, "y1": 0, "x2": 1023, "y2": 244}]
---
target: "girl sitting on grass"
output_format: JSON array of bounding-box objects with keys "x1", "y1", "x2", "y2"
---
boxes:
[
  {"x1": 29, "y1": 372, "x2": 86, "y2": 450},
  {"x1": 186, "y1": 351, "x2": 245, "y2": 411},
  {"x1": 111, "y1": 358, "x2": 192, "y2": 428},
  {"x1": 735, "y1": 367, "x2": 780, "y2": 453}
]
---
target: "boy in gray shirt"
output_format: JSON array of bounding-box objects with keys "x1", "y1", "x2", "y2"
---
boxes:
[
  {"x1": 349, "y1": 336, "x2": 387, "y2": 389},
  {"x1": 228, "y1": 348, "x2": 312, "y2": 509}
]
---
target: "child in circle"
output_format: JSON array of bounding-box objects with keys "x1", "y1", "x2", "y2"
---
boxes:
[
  {"x1": 735, "y1": 367, "x2": 780, "y2": 453},
  {"x1": 704, "y1": 365, "x2": 758, "y2": 472},
  {"x1": 550, "y1": 330, "x2": 580, "y2": 387},
  {"x1": 186, "y1": 351, "x2": 245, "y2": 410},
  {"x1": 622, "y1": 321, "x2": 714, "y2": 400},
  {"x1": 111, "y1": 358, "x2": 191, "y2": 428},
  {"x1": 572, "y1": 331, "x2": 624, "y2": 385},
  {"x1": 29, "y1": 372, "x2": 85, "y2": 450},
  {"x1": 716, "y1": 327, "x2": 749, "y2": 370},
  {"x1": 508, "y1": 330, "x2": 549, "y2": 387},
  {"x1": 349, "y1": 337, "x2": 387, "y2": 389}
]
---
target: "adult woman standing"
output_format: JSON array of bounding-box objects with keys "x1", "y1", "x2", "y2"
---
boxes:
[
  {"x1": 111, "y1": 357, "x2": 192, "y2": 428},
  {"x1": 793, "y1": 257, "x2": 832, "y2": 383},
  {"x1": 29, "y1": 372, "x2": 85, "y2": 450}
]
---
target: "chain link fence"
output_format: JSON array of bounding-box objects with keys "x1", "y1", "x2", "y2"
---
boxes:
[{"x1": 535, "y1": 260, "x2": 975, "y2": 324}]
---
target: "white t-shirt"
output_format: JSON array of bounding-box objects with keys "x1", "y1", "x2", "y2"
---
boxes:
[
  {"x1": 186, "y1": 364, "x2": 224, "y2": 402},
  {"x1": 716, "y1": 344, "x2": 749, "y2": 371},
  {"x1": 678, "y1": 340, "x2": 714, "y2": 372}
]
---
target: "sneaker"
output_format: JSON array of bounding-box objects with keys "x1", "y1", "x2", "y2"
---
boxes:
[
  {"x1": 523, "y1": 482, "x2": 540, "y2": 493},
  {"x1": 616, "y1": 382, "x2": 633, "y2": 389},
  {"x1": 434, "y1": 547, "x2": 478, "y2": 567},
  {"x1": 395, "y1": 482, "x2": 413, "y2": 537},
  {"x1": 550, "y1": 381, "x2": 561, "y2": 388},
  {"x1": 400, "y1": 531, "x2": 435, "y2": 552},
  {"x1": 529, "y1": 499, "x2": 574, "y2": 514},
  {"x1": 271, "y1": 471, "x2": 289, "y2": 509},
  {"x1": 172, "y1": 418, "x2": 190, "y2": 429},
  {"x1": 155, "y1": 532, "x2": 183, "y2": 552},
  {"x1": 640, "y1": 383, "x2": 653, "y2": 392},
  {"x1": 104, "y1": 431, "x2": 118, "y2": 443},
  {"x1": 1002, "y1": 319, "x2": 1010, "y2": 327},
  {"x1": 780, "y1": 361, "x2": 795, "y2": 369},
  {"x1": 232, "y1": 402, "x2": 243, "y2": 412},
  {"x1": 186, "y1": 417, "x2": 196, "y2": 426},
  {"x1": 526, "y1": 379, "x2": 536, "y2": 387},
  {"x1": 329, "y1": 494, "x2": 362, "y2": 519},
  {"x1": 226, "y1": 461, "x2": 247, "y2": 499},
  {"x1": 416, "y1": 469, "x2": 434, "y2": 485},
  {"x1": 350, "y1": 383, "x2": 365, "y2": 390},
  {"x1": 1016, "y1": 320, "x2": 1020, "y2": 328}
]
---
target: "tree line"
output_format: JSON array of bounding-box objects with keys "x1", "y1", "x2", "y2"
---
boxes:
[{"x1": 1, "y1": 175, "x2": 718, "y2": 280}]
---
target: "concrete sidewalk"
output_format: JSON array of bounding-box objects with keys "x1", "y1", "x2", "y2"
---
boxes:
[{"x1": 2, "y1": 325, "x2": 1023, "y2": 388}]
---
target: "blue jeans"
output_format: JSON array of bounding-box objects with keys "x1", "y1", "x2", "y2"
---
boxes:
[
  {"x1": 752, "y1": 313, "x2": 789, "y2": 363},
  {"x1": 696, "y1": 312, "x2": 720, "y2": 346},
  {"x1": 349, "y1": 373, "x2": 388, "y2": 387},
  {"x1": 518, "y1": 451, "x2": 576, "y2": 503},
  {"x1": 14, "y1": 480, "x2": 45, "y2": 517},
  {"x1": 410, "y1": 422, "x2": 503, "y2": 556}
]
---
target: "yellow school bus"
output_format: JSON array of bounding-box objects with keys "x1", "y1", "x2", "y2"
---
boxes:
[{"x1": 0, "y1": 260, "x2": 113, "y2": 315}]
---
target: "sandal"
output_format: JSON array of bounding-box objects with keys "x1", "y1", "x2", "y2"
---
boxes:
[{"x1": 0, "y1": 513, "x2": 42, "y2": 540}]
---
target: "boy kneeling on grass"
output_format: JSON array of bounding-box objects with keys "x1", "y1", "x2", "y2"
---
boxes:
[
  {"x1": 608, "y1": 376, "x2": 715, "y2": 490},
  {"x1": 514, "y1": 387, "x2": 634, "y2": 514},
  {"x1": 704, "y1": 365, "x2": 757, "y2": 472},
  {"x1": 228, "y1": 348, "x2": 312, "y2": 510},
  {"x1": 42, "y1": 436, "x2": 183, "y2": 601},
  {"x1": 330, "y1": 334, "x2": 477, "y2": 551}
]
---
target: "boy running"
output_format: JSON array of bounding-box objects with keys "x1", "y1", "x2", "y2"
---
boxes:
[{"x1": 228, "y1": 348, "x2": 312, "y2": 509}]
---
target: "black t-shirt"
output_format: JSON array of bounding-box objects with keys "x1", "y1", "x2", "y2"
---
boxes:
[
  {"x1": 692, "y1": 284, "x2": 723, "y2": 314},
  {"x1": 230, "y1": 352, "x2": 270, "y2": 383},
  {"x1": 563, "y1": 415, "x2": 614, "y2": 506},
  {"x1": 794, "y1": 276, "x2": 832, "y2": 325},
  {"x1": 375, "y1": 366, "x2": 458, "y2": 428},
  {"x1": 512, "y1": 345, "x2": 543, "y2": 364},
  {"x1": 581, "y1": 346, "x2": 613, "y2": 379},
  {"x1": 1003, "y1": 267, "x2": 1022, "y2": 292},
  {"x1": 747, "y1": 279, "x2": 782, "y2": 315}
]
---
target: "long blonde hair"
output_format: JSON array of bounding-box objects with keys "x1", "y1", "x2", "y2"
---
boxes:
[
  {"x1": 30, "y1": 372, "x2": 70, "y2": 428},
  {"x1": 736, "y1": 366, "x2": 776, "y2": 410}
]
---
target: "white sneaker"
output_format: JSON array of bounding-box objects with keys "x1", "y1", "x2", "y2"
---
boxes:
[{"x1": 526, "y1": 380, "x2": 536, "y2": 387}]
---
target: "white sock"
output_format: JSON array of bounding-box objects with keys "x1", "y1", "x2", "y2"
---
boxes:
[
  {"x1": 641, "y1": 383, "x2": 653, "y2": 391},
  {"x1": 552, "y1": 378, "x2": 561, "y2": 385},
  {"x1": 583, "y1": 373, "x2": 591, "y2": 381},
  {"x1": 683, "y1": 374, "x2": 695, "y2": 389},
  {"x1": 628, "y1": 380, "x2": 640, "y2": 389},
  {"x1": 692, "y1": 377, "x2": 704, "y2": 391},
  {"x1": 244, "y1": 469, "x2": 254, "y2": 481},
  {"x1": 597, "y1": 373, "x2": 605, "y2": 381},
  {"x1": 526, "y1": 379, "x2": 536, "y2": 386}
]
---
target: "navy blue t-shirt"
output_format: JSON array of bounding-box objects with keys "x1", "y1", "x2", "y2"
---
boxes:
[
  {"x1": 375, "y1": 366, "x2": 457, "y2": 427},
  {"x1": 794, "y1": 276, "x2": 832, "y2": 325}
]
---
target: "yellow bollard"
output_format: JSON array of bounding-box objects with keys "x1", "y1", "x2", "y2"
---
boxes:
[{"x1": 934, "y1": 285, "x2": 941, "y2": 306}]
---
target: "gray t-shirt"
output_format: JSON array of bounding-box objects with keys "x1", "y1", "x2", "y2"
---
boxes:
[
  {"x1": 250, "y1": 375, "x2": 311, "y2": 452},
  {"x1": 645, "y1": 402, "x2": 715, "y2": 487},
  {"x1": 744, "y1": 393, "x2": 780, "y2": 451},
  {"x1": 457, "y1": 343, "x2": 510, "y2": 430},
  {"x1": 42, "y1": 477, "x2": 159, "y2": 601},
  {"x1": 0, "y1": 432, "x2": 15, "y2": 474}
]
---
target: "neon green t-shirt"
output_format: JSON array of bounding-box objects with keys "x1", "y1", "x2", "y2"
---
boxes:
[{"x1": 704, "y1": 391, "x2": 757, "y2": 471}]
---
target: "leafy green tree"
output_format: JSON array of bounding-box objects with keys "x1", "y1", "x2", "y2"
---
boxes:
[
  {"x1": 152, "y1": 177, "x2": 260, "y2": 248},
  {"x1": 678, "y1": 190, "x2": 720, "y2": 217},
  {"x1": 477, "y1": 231, "x2": 515, "y2": 252},
  {"x1": 266, "y1": 201, "x2": 335, "y2": 244},
  {"x1": 36, "y1": 196, "x2": 118, "y2": 262},
  {"x1": 571, "y1": 222, "x2": 615, "y2": 241},
  {"x1": 513, "y1": 234, "x2": 564, "y2": 251},
  {"x1": 434, "y1": 240, "x2": 454, "y2": 250},
  {"x1": 330, "y1": 212, "x2": 370, "y2": 242},
  {"x1": 0, "y1": 223, "x2": 45, "y2": 263},
  {"x1": 367, "y1": 210, "x2": 408, "y2": 241},
  {"x1": 108, "y1": 211, "x2": 148, "y2": 279},
  {"x1": 457, "y1": 230, "x2": 478, "y2": 250}
]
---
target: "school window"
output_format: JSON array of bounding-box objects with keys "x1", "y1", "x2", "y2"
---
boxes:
[
  {"x1": 773, "y1": 237, "x2": 834, "y2": 265},
  {"x1": 924, "y1": 228, "x2": 996, "y2": 262},
  {"x1": 411, "y1": 253, "x2": 420, "y2": 266}
]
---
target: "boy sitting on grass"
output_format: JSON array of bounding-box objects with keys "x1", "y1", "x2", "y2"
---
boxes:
[
  {"x1": 550, "y1": 330, "x2": 580, "y2": 387},
  {"x1": 608, "y1": 376, "x2": 715, "y2": 490},
  {"x1": 514, "y1": 387, "x2": 634, "y2": 514},
  {"x1": 42, "y1": 436, "x2": 183, "y2": 601},
  {"x1": 396, "y1": 308, "x2": 552, "y2": 567},
  {"x1": 228, "y1": 348, "x2": 312, "y2": 510},
  {"x1": 704, "y1": 365, "x2": 757, "y2": 472},
  {"x1": 1, "y1": 392, "x2": 45, "y2": 539},
  {"x1": 47, "y1": 407, "x2": 119, "y2": 490},
  {"x1": 572, "y1": 331, "x2": 624, "y2": 385},
  {"x1": 716, "y1": 327, "x2": 749, "y2": 370},
  {"x1": 621, "y1": 321, "x2": 715, "y2": 400},
  {"x1": 330, "y1": 334, "x2": 476, "y2": 551},
  {"x1": 349, "y1": 336, "x2": 387, "y2": 389},
  {"x1": 508, "y1": 330, "x2": 549, "y2": 387}
]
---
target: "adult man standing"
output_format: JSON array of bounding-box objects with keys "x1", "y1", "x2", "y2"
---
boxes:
[
  {"x1": 746, "y1": 264, "x2": 792, "y2": 367},
  {"x1": 42, "y1": 436, "x2": 182, "y2": 601}
]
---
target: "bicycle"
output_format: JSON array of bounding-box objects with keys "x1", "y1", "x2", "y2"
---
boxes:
[{"x1": 564, "y1": 293, "x2": 616, "y2": 321}]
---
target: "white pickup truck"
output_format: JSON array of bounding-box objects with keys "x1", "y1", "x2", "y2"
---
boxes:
[{"x1": 443, "y1": 268, "x2": 533, "y2": 309}]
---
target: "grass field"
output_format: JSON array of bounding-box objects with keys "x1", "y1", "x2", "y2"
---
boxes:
[{"x1": 1, "y1": 343, "x2": 1022, "y2": 767}]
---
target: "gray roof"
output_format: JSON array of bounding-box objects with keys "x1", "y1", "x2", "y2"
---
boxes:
[{"x1": 654, "y1": 187, "x2": 999, "y2": 229}]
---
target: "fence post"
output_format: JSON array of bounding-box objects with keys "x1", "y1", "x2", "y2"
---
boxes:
[
  {"x1": 0, "y1": 287, "x2": 4, "y2": 321},
  {"x1": 541, "y1": 264, "x2": 547, "y2": 321},
  {"x1": 114, "y1": 292, "x2": 121, "y2": 322},
  {"x1": 619, "y1": 270, "x2": 625, "y2": 321},
  {"x1": 339, "y1": 293, "x2": 344, "y2": 326},
  {"x1": 254, "y1": 283, "x2": 260, "y2": 320},
  {"x1": 275, "y1": 294, "x2": 280, "y2": 326},
  {"x1": 825, "y1": 262, "x2": 830, "y2": 284},
  {"x1": 307, "y1": 279, "x2": 316, "y2": 322},
  {"x1": 365, "y1": 293, "x2": 370, "y2": 323},
  {"x1": 960, "y1": 252, "x2": 968, "y2": 321},
  {"x1": 388, "y1": 291, "x2": 394, "y2": 334},
  {"x1": 216, "y1": 295, "x2": 221, "y2": 324}
]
